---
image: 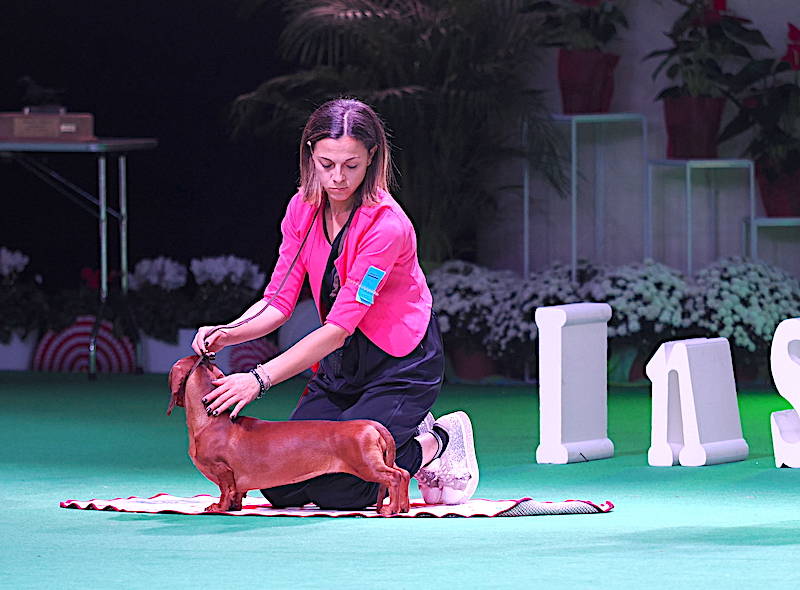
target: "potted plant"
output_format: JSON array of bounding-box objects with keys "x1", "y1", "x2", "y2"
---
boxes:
[
  {"x1": 187, "y1": 255, "x2": 266, "y2": 373},
  {"x1": 486, "y1": 261, "x2": 589, "y2": 378},
  {"x1": 645, "y1": 0, "x2": 769, "y2": 158},
  {"x1": 427, "y1": 261, "x2": 516, "y2": 381},
  {"x1": 126, "y1": 256, "x2": 194, "y2": 372},
  {"x1": 719, "y1": 23, "x2": 800, "y2": 217},
  {"x1": 527, "y1": 0, "x2": 629, "y2": 114},
  {"x1": 0, "y1": 247, "x2": 47, "y2": 370}
]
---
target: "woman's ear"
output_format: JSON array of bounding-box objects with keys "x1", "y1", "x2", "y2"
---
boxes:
[{"x1": 368, "y1": 145, "x2": 377, "y2": 165}]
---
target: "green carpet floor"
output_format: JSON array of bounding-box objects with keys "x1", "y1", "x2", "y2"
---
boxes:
[{"x1": 1, "y1": 371, "x2": 797, "y2": 589}]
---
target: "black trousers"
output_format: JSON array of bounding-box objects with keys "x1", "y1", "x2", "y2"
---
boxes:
[{"x1": 261, "y1": 314, "x2": 444, "y2": 510}]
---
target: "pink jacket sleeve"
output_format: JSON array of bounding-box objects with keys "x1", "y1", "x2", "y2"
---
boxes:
[
  {"x1": 325, "y1": 209, "x2": 405, "y2": 334},
  {"x1": 262, "y1": 195, "x2": 310, "y2": 318}
]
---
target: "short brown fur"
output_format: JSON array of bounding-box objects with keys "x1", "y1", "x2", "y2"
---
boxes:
[{"x1": 167, "y1": 355, "x2": 410, "y2": 515}]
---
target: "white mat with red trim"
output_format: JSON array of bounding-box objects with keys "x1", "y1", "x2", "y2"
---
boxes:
[{"x1": 59, "y1": 493, "x2": 614, "y2": 517}]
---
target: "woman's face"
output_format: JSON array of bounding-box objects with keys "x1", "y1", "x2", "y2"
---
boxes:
[{"x1": 311, "y1": 135, "x2": 375, "y2": 205}]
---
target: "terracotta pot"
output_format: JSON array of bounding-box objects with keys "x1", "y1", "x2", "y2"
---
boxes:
[
  {"x1": 663, "y1": 96, "x2": 726, "y2": 159},
  {"x1": 755, "y1": 163, "x2": 800, "y2": 217},
  {"x1": 557, "y1": 49, "x2": 620, "y2": 114},
  {"x1": 448, "y1": 346, "x2": 496, "y2": 381}
]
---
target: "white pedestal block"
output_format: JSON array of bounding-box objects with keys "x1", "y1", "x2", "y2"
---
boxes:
[
  {"x1": 647, "y1": 338, "x2": 749, "y2": 467},
  {"x1": 0, "y1": 332, "x2": 37, "y2": 371},
  {"x1": 770, "y1": 318, "x2": 800, "y2": 468},
  {"x1": 535, "y1": 303, "x2": 614, "y2": 464}
]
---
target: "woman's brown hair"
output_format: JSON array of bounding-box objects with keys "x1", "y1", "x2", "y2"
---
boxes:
[{"x1": 299, "y1": 98, "x2": 393, "y2": 207}]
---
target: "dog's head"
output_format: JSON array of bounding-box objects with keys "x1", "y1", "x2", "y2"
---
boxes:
[{"x1": 166, "y1": 355, "x2": 201, "y2": 416}]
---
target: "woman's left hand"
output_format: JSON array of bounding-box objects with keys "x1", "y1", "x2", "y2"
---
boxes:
[{"x1": 203, "y1": 372, "x2": 261, "y2": 419}]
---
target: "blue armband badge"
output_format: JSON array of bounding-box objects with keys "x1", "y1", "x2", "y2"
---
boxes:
[{"x1": 355, "y1": 266, "x2": 386, "y2": 305}]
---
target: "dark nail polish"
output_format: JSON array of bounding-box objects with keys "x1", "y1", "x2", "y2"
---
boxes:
[
  {"x1": 212, "y1": 411, "x2": 219, "y2": 416},
  {"x1": 202, "y1": 399, "x2": 208, "y2": 405}
]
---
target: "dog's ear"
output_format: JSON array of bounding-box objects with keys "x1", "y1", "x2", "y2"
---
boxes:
[{"x1": 166, "y1": 355, "x2": 198, "y2": 415}]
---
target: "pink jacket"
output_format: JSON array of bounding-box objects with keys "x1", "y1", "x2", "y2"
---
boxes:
[{"x1": 263, "y1": 190, "x2": 433, "y2": 357}]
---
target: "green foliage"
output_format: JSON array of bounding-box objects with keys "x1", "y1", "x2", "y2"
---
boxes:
[
  {"x1": 522, "y1": 0, "x2": 628, "y2": 51},
  {"x1": 0, "y1": 278, "x2": 47, "y2": 344},
  {"x1": 719, "y1": 59, "x2": 800, "y2": 178},
  {"x1": 128, "y1": 285, "x2": 193, "y2": 343},
  {"x1": 231, "y1": 0, "x2": 567, "y2": 262},
  {"x1": 645, "y1": 0, "x2": 769, "y2": 99},
  {"x1": 186, "y1": 283, "x2": 261, "y2": 328}
]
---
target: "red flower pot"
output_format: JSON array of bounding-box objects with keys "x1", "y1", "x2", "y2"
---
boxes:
[
  {"x1": 663, "y1": 96, "x2": 726, "y2": 159},
  {"x1": 448, "y1": 345, "x2": 496, "y2": 381},
  {"x1": 755, "y1": 163, "x2": 800, "y2": 217},
  {"x1": 557, "y1": 49, "x2": 620, "y2": 114}
]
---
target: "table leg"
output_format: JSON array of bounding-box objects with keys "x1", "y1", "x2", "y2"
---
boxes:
[
  {"x1": 686, "y1": 164, "x2": 693, "y2": 275},
  {"x1": 645, "y1": 163, "x2": 653, "y2": 259},
  {"x1": 89, "y1": 155, "x2": 109, "y2": 378},
  {"x1": 594, "y1": 124, "x2": 605, "y2": 263},
  {"x1": 119, "y1": 156, "x2": 128, "y2": 293},
  {"x1": 522, "y1": 120, "x2": 530, "y2": 278},
  {"x1": 570, "y1": 120, "x2": 578, "y2": 282},
  {"x1": 748, "y1": 162, "x2": 757, "y2": 259},
  {"x1": 641, "y1": 118, "x2": 649, "y2": 261}
]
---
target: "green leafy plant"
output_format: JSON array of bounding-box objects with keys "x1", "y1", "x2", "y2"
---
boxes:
[
  {"x1": 128, "y1": 257, "x2": 192, "y2": 343},
  {"x1": 645, "y1": 0, "x2": 769, "y2": 99},
  {"x1": 187, "y1": 255, "x2": 266, "y2": 327},
  {"x1": 0, "y1": 247, "x2": 47, "y2": 343},
  {"x1": 523, "y1": 0, "x2": 628, "y2": 51},
  {"x1": 230, "y1": 0, "x2": 567, "y2": 263},
  {"x1": 719, "y1": 23, "x2": 800, "y2": 181}
]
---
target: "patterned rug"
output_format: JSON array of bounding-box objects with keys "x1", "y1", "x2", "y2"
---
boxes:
[{"x1": 60, "y1": 493, "x2": 614, "y2": 518}]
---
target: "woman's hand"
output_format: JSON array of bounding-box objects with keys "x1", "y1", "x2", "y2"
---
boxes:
[
  {"x1": 191, "y1": 326, "x2": 230, "y2": 357},
  {"x1": 203, "y1": 372, "x2": 261, "y2": 419}
]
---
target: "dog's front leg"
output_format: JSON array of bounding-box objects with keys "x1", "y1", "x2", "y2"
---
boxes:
[{"x1": 203, "y1": 463, "x2": 239, "y2": 512}]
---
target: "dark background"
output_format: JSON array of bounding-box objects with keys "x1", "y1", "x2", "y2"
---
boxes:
[{"x1": 1, "y1": 1, "x2": 295, "y2": 289}]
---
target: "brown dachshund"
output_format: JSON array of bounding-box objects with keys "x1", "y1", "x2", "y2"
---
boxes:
[{"x1": 167, "y1": 355, "x2": 410, "y2": 515}]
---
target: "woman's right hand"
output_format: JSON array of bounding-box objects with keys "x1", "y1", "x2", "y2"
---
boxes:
[{"x1": 191, "y1": 325, "x2": 230, "y2": 357}]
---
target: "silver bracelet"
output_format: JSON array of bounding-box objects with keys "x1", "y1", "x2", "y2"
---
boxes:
[{"x1": 249, "y1": 364, "x2": 271, "y2": 399}]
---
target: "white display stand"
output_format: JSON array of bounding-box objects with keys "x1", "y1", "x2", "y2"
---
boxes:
[
  {"x1": 770, "y1": 318, "x2": 800, "y2": 468},
  {"x1": 535, "y1": 303, "x2": 614, "y2": 464},
  {"x1": 647, "y1": 338, "x2": 749, "y2": 467}
]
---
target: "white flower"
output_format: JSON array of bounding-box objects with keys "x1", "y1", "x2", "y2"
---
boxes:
[
  {"x1": 585, "y1": 260, "x2": 689, "y2": 339},
  {"x1": 689, "y1": 257, "x2": 800, "y2": 352},
  {"x1": 190, "y1": 255, "x2": 266, "y2": 290},
  {"x1": 0, "y1": 247, "x2": 29, "y2": 278},
  {"x1": 129, "y1": 257, "x2": 188, "y2": 291}
]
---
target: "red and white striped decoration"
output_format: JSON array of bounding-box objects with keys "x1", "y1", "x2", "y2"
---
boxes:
[
  {"x1": 33, "y1": 315, "x2": 136, "y2": 373},
  {"x1": 227, "y1": 337, "x2": 279, "y2": 374}
]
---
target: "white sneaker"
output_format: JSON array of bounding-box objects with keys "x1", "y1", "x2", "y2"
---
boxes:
[
  {"x1": 415, "y1": 412, "x2": 435, "y2": 437},
  {"x1": 415, "y1": 411, "x2": 479, "y2": 505}
]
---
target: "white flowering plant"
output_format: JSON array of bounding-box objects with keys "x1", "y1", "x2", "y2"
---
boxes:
[
  {"x1": 189, "y1": 255, "x2": 267, "y2": 326},
  {"x1": 128, "y1": 257, "x2": 192, "y2": 342},
  {"x1": 485, "y1": 261, "x2": 592, "y2": 368},
  {"x1": 427, "y1": 260, "x2": 517, "y2": 356},
  {"x1": 688, "y1": 257, "x2": 800, "y2": 363},
  {"x1": 584, "y1": 259, "x2": 691, "y2": 344},
  {"x1": 0, "y1": 247, "x2": 47, "y2": 343}
]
